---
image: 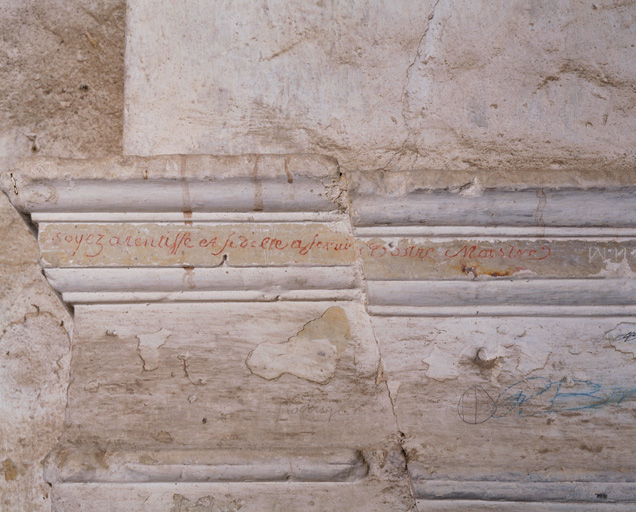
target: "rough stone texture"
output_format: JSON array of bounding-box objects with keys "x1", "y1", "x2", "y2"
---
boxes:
[
  {"x1": 0, "y1": 0, "x2": 125, "y2": 173},
  {"x1": 0, "y1": 0, "x2": 124, "y2": 509},
  {"x1": 125, "y1": 0, "x2": 636, "y2": 172},
  {"x1": 373, "y1": 316, "x2": 636, "y2": 483},
  {"x1": 0, "y1": 193, "x2": 72, "y2": 511}
]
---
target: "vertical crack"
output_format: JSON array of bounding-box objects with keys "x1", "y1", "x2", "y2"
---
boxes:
[
  {"x1": 384, "y1": 0, "x2": 442, "y2": 171},
  {"x1": 340, "y1": 167, "x2": 419, "y2": 510}
]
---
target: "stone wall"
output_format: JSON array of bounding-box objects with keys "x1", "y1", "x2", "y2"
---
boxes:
[
  {"x1": 0, "y1": 1, "x2": 124, "y2": 509},
  {"x1": 125, "y1": 0, "x2": 636, "y2": 172},
  {"x1": 1, "y1": 1, "x2": 636, "y2": 510}
]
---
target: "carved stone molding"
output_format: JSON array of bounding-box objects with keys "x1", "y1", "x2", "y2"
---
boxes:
[{"x1": 2, "y1": 157, "x2": 636, "y2": 510}]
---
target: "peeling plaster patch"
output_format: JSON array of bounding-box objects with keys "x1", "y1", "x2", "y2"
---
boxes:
[
  {"x1": 455, "y1": 177, "x2": 484, "y2": 198},
  {"x1": 605, "y1": 323, "x2": 636, "y2": 357},
  {"x1": 170, "y1": 494, "x2": 244, "y2": 512},
  {"x1": 515, "y1": 339, "x2": 550, "y2": 374},
  {"x1": 598, "y1": 256, "x2": 635, "y2": 277},
  {"x1": 422, "y1": 346, "x2": 459, "y2": 381},
  {"x1": 136, "y1": 328, "x2": 171, "y2": 371},
  {"x1": 246, "y1": 306, "x2": 351, "y2": 384}
]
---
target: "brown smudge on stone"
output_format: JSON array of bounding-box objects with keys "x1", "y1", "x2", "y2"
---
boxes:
[
  {"x1": 252, "y1": 156, "x2": 263, "y2": 212},
  {"x1": 2, "y1": 458, "x2": 18, "y2": 481},
  {"x1": 579, "y1": 443, "x2": 603, "y2": 453},
  {"x1": 284, "y1": 156, "x2": 293, "y2": 183},
  {"x1": 152, "y1": 431, "x2": 174, "y2": 444}
]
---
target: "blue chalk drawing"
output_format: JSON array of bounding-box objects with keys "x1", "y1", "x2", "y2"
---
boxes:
[{"x1": 459, "y1": 378, "x2": 636, "y2": 424}]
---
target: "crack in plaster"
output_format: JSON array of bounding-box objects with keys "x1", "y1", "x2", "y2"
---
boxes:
[
  {"x1": 339, "y1": 167, "x2": 419, "y2": 508},
  {"x1": 383, "y1": 0, "x2": 442, "y2": 171},
  {"x1": 177, "y1": 352, "x2": 207, "y2": 386}
]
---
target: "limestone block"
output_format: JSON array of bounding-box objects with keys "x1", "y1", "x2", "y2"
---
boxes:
[
  {"x1": 0, "y1": 0, "x2": 125, "y2": 173},
  {"x1": 0, "y1": 193, "x2": 72, "y2": 512},
  {"x1": 373, "y1": 316, "x2": 636, "y2": 496},
  {"x1": 351, "y1": 168, "x2": 636, "y2": 505},
  {"x1": 124, "y1": 0, "x2": 636, "y2": 171},
  {"x1": 51, "y1": 481, "x2": 415, "y2": 512},
  {"x1": 59, "y1": 302, "x2": 390, "y2": 449}
]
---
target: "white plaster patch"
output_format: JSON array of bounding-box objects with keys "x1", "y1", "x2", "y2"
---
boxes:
[
  {"x1": 598, "y1": 256, "x2": 636, "y2": 278},
  {"x1": 136, "y1": 328, "x2": 172, "y2": 371},
  {"x1": 246, "y1": 306, "x2": 350, "y2": 384},
  {"x1": 515, "y1": 338, "x2": 551, "y2": 375},
  {"x1": 422, "y1": 346, "x2": 459, "y2": 381}
]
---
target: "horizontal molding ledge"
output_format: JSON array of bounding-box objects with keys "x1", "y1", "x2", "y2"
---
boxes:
[
  {"x1": 416, "y1": 500, "x2": 635, "y2": 511},
  {"x1": 367, "y1": 305, "x2": 636, "y2": 317},
  {"x1": 354, "y1": 226, "x2": 636, "y2": 238},
  {"x1": 14, "y1": 179, "x2": 341, "y2": 213},
  {"x1": 351, "y1": 188, "x2": 636, "y2": 228},
  {"x1": 45, "y1": 267, "x2": 360, "y2": 294},
  {"x1": 415, "y1": 479, "x2": 636, "y2": 503},
  {"x1": 367, "y1": 279, "x2": 636, "y2": 308},
  {"x1": 44, "y1": 448, "x2": 367, "y2": 484},
  {"x1": 61, "y1": 290, "x2": 362, "y2": 304},
  {"x1": 32, "y1": 211, "x2": 347, "y2": 223}
]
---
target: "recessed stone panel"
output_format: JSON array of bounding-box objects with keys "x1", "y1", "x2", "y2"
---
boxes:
[
  {"x1": 371, "y1": 315, "x2": 636, "y2": 493},
  {"x1": 40, "y1": 223, "x2": 356, "y2": 267},
  {"x1": 359, "y1": 238, "x2": 636, "y2": 280}
]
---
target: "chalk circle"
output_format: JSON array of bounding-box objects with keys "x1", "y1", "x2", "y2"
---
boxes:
[{"x1": 458, "y1": 385, "x2": 496, "y2": 424}]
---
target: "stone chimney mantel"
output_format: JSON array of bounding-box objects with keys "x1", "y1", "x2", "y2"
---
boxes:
[{"x1": 3, "y1": 156, "x2": 636, "y2": 511}]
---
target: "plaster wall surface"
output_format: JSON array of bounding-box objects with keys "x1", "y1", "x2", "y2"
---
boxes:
[{"x1": 125, "y1": 0, "x2": 636, "y2": 172}]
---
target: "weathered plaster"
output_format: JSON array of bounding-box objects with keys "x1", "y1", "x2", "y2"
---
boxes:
[{"x1": 246, "y1": 306, "x2": 351, "y2": 383}]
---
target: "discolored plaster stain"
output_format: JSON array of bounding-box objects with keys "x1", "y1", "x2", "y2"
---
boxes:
[
  {"x1": 136, "y1": 328, "x2": 172, "y2": 371},
  {"x1": 152, "y1": 431, "x2": 174, "y2": 444},
  {"x1": 245, "y1": 306, "x2": 351, "y2": 384},
  {"x1": 170, "y1": 494, "x2": 244, "y2": 512},
  {"x1": 2, "y1": 458, "x2": 18, "y2": 481}
]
